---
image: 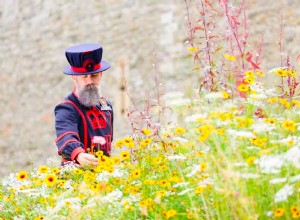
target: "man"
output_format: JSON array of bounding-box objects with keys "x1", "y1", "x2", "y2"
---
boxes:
[{"x1": 54, "y1": 43, "x2": 113, "y2": 167}]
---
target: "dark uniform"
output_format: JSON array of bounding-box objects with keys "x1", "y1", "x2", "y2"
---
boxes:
[{"x1": 55, "y1": 92, "x2": 113, "y2": 164}]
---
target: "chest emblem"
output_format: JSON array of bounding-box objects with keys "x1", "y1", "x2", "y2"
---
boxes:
[{"x1": 86, "y1": 109, "x2": 107, "y2": 129}]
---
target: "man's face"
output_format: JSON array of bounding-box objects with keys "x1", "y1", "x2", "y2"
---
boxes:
[{"x1": 72, "y1": 72, "x2": 103, "y2": 107}]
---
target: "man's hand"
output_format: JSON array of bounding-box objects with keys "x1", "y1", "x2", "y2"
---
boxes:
[{"x1": 76, "y1": 152, "x2": 98, "y2": 167}]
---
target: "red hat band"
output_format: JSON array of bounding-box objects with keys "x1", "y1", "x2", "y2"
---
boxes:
[{"x1": 71, "y1": 63, "x2": 101, "y2": 73}]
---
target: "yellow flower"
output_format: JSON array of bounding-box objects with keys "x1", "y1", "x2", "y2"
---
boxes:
[
  {"x1": 222, "y1": 91, "x2": 230, "y2": 99},
  {"x1": 163, "y1": 209, "x2": 177, "y2": 219},
  {"x1": 141, "y1": 138, "x2": 152, "y2": 146},
  {"x1": 264, "y1": 118, "x2": 276, "y2": 124},
  {"x1": 246, "y1": 156, "x2": 256, "y2": 165},
  {"x1": 237, "y1": 84, "x2": 250, "y2": 92},
  {"x1": 33, "y1": 179, "x2": 43, "y2": 187},
  {"x1": 219, "y1": 112, "x2": 233, "y2": 121},
  {"x1": 84, "y1": 172, "x2": 96, "y2": 183},
  {"x1": 289, "y1": 69, "x2": 296, "y2": 76},
  {"x1": 131, "y1": 169, "x2": 141, "y2": 179},
  {"x1": 114, "y1": 139, "x2": 124, "y2": 148},
  {"x1": 17, "y1": 171, "x2": 28, "y2": 181},
  {"x1": 236, "y1": 117, "x2": 254, "y2": 128},
  {"x1": 159, "y1": 165, "x2": 168, "y2": 171},
  {"x1": 44, "y1": 174, "x2": 57, "y2": 187},
  {"x1": 56, "y1": 180, "x2": 66, "y2": 188},
  {"x1": 34, "y1": 217, "x2": 44, "y2": 220},
  {"x1": 292, "y1": 211, "x2": 300, "y2": 219},
  {"x1": 124, "y1": 136, "x2": 133, "y2": 142},
  {"x1": 156, "y1": 190, "x2": 167, "y2": 197},
  {"x1": 160, "y1": 179, "x2": 171, "y2": 187},
  {"x1": 95, "y1": 150, "x2": 104, "y2": 158},
  {"x1": 291, "y1": 206, "x2": 299, "y2": 213},
  {"x1": 125, "y1": 141, "x2": 135, "y2": 149},
  {"x1": 113, "y1": 178, "x2": 122, "y2": 185},
  {"x1": 274, "y1": 208, "x2": 285, "y2": 217},
  {"x1": 251, "y1": 137, "x2": 268, "y2": 148},
  {"x1": 174, "y1": 127, "x2": 186, "y2": 135},
  {"x1": 244, "y1": 77, "x2": 254, "y2": 84},
  {"x1": 267, "y1": 97, "x2": 278, "y2": 103},
  {"x1": 73, "y1": 168, "x2": 83, "y2": 175},
  {"x1": 187, "y1": 212, "x2": 196, "y2": 219},
  {"x1": 195, "y1": 186, "x2": 206, "y2": 194},
  {"x1": 188, "y1": 47, "x2": 198, "y2": 52},
  {"x1": 38, "y1": 166, "x2": 49, "y2": 174},
  {"x1": 244, "y1": 71, "x2": 254, "y2": 77},
  {"x1": 198, "y1": 133, "x2": 209, "y2": 142},
  {"x1": 276, "y1": 69, "x2": 287, "y2": 77},
  {"x1": 111, "y1": 156, "x2": 120, "y2": 164},
  {"x1": 255, "y1": 70, "x2": 265, "y2": 77},
  {"x1": 292, "y1": 100, "x2": 300, "y2": 107},
  {"x1": 280, "y1": 98, "x2": 291, "y2": 107},
  {"x1": 141, "y1": 128, "x2": 152, "y2": 136},
  {"x1": 224, "y1": 53, "x2": 236, "y2": 61},
  {"x1": 51, "y1": 167, "x2": 59, "y2": 174},
  {"x1": 120, "y1": 151, "x2": 130, "y2": 160},
  {"x1": 282, "y1": 120, "x2": 296, "y2": 132},
  {"x1": 200, "y1": 163, "x2": 207, "y2": 171}
]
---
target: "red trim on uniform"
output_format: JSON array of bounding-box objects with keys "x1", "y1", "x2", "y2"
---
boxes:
[
  {"x1": 63, "y1": 100, "x2": 88, "y2": 152},
  {"x1": 71, "y1": 63, "x2": 101, "y2": 73},
  {"x1": 71, "y1": 147, "x2": 85, "y2": 161},
  {"x1": 58, "y1": 139, "x2": 79, "y2": 153},
  {"x1": 56, "y1": 131, "x2": 80, "y2": 143}
]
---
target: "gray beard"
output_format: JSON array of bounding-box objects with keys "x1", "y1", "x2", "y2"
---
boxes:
[{"x1": 78, "y1": 84, "x2": 100, "y2": 107}]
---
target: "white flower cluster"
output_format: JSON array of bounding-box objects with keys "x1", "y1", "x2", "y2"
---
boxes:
[
  {"x1": 166, "y1": 154, "x2": 187, "y2": 161},
  {"x1": 100, "y1": 189, "x2": 123, "y2": 203},
  {"x1": 227, "y1": 129, "x2": 255, "y2": 138},
  {"x1": 96, "y1": 168, "x2": 128, "y2": 182},
  {"x1": 274, "y1": 184, "x2": 294, "y2": 203},
  {"x1": 254, "y1": 155, "x2": 284, "y2": 174},
  {"x1": 184, "y1": 113, "x2": 208, "y2": 122},
  {"x1": 251, "y1": 119, "x2": 276, "y2": 133},
  {"x1": 284, "y1": 146, "x2": 300, "y2": 168}
]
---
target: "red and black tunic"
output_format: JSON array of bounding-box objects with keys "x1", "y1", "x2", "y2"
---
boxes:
[{"x1": 54, "y1": 92, "x2": 113, "y2": 163}]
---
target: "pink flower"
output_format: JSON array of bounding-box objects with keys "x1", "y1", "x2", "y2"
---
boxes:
[{"x1": 92, "y1": 136, "x2": 106, "y2": 145}]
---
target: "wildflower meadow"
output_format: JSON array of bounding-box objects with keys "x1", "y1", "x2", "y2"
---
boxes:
[{"x1": 1, "y1": 1, "x2": 300, "y2": 219}]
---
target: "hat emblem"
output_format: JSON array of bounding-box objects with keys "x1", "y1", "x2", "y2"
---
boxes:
[{"x1": 83, "y1": 59, "x2": 95, "y2": 72}]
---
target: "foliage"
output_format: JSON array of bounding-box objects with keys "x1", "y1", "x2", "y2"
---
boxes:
[{"x1": 1, "y1": 91, "x2": 300, "y2": 219}]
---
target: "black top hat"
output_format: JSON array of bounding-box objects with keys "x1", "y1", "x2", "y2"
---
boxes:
[{"x1": 63, "y1": 43, "x2": 110, "y2": 75}]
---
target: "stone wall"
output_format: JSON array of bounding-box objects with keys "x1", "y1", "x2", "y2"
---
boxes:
[{"x1": 0, "y1": 0, "x2": 299, "y2": 177}]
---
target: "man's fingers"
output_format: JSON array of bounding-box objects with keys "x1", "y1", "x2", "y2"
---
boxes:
[
  {"x1": 85, "y1": 155, "x2": 98, "y2": 162},
  {"x1": 77, "y1": 153, "x2": 98, "y2": 167}
]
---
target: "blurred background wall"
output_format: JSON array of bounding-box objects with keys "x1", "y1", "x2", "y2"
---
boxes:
[{"x1": 0, "y1": 0, "x2": 299, "y2": 177}]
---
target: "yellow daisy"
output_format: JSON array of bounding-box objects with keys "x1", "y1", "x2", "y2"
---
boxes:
[
  {"x1": 224, "y1": 53, "x2": 236, "y2": 61},
  {"x1": 274, "y1": 208, "x2": 285, "y2": 217},
  {"x1": 141, "y1": 128, "x2": 152, "y2": 136},
  {"x1": 120, "y1": 151, "x2": 130, "y2": 160},
  {"x1": 38, "y1": 165, "x2": 49, "y2": 174},
  {"x1": 17, "y1": 171, "x2": 28, "y2": 181},
  {"x1": 237, "y1": 84, "x2": 250, "y2": 92},
  {"x1": 44, "y1": 174, "x2": 57, "y2": 187}
]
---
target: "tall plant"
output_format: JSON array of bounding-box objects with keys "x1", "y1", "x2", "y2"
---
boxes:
[{"x1": 185, "y1": 0, "x2": 262, "y2": 97}]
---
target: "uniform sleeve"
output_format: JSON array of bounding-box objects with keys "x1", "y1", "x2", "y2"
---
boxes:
[
  {"x1": 54, "y1": 103, "x2": 85, "y2": 161},
  {"x1": 108, "y1": 101, "x2": 114, "y2": 142}
]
